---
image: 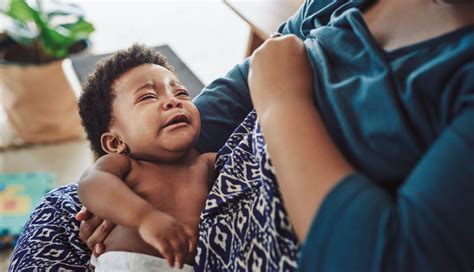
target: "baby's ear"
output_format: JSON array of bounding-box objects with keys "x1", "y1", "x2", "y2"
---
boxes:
[{"x1": 100, "y1": 133, "x2": 128, "y2": 154}]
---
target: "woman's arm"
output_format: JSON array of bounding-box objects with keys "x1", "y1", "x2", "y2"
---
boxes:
[
  {"x1": 193, "y1": 60, "x2": 253, "y2": 153},
  {"x1": 259, "y1": 90, "x2": 354, "y2": 240},
  {"x1": 250, "y1": 35, "x2": 474, "y2": 271},
  {"x1": 249, "y1": 35, "x2": 354, "y2": 240}
]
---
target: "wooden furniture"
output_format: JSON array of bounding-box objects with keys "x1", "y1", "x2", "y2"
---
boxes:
[{"x1": 224, "y1": 0, "x2": 303, "y2": 56}]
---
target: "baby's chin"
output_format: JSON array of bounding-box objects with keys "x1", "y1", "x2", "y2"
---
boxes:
[
  {"x1": 163, "y1": 134, "x2": 196, "y2": 149},
  {"x1": 161, "y1": 130, "x2": 198, "y2": 150},
  {"x1": 163, "y1": 144, "x2": 196, "y2": 160}
]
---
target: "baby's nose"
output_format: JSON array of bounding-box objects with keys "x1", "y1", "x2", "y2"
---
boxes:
[{"x1": 164, "y1": 97, "x2": 181, "y2": 109}]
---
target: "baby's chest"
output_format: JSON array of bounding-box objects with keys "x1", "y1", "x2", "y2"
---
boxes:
[{"x1": 126, "y1": 164, "x2": 210, "y2": 212}]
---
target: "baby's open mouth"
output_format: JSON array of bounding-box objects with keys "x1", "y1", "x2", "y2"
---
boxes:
[{"x1": 163, "y1": 113, "x2": 190, "y2": 128}]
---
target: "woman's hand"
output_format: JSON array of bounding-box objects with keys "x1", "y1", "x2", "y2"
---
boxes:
[
  {"x1": 138, "y1": 210, "x2": 197, "y2": 269},
  {"x1": 75, "y1": 207, "x2": 115, "y2": 256},
  {"x1": 248, "y1": 34, "x2": 314, "y2": 113}
]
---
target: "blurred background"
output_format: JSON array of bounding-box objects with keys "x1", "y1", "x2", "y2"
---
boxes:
[
  {"x1": 1, "y1": 0, "x2": 249, "y2": 188},
  {"x1": 0, "y1": 0, "x2": 249, "y2": 267}
]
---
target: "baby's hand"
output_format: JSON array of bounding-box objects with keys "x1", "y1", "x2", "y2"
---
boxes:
[{"x1": 138, "y1": 211, "x2": 197, "y2": 269}]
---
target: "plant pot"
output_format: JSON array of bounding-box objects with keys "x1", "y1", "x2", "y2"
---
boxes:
[{"x1": 0, "y1": 56, "x2": 85, "y2": 147}]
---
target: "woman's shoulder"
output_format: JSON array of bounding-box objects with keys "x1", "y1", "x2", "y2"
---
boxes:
[
  {"x1": 447, "y1": 58, "x2": 474, "y2": 117},
  {"x1": 278, "y1": 0, "x2": 373, "y2": 38}
]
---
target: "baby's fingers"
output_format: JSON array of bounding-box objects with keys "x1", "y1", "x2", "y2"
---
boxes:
[
  {"x1": 188, "y1": 236, "x2": 197, "y2": 254},
  {"x1": 75, "y1": 206, "x2": 91, "y2": 221},
  {"x1": 183, "y1": 225, "x2": 197, "y2": 253},
  {"x1": 170, "y1": 238, "x2": 187, "y2": 269},
  {"x1": 155, "y1": 240, "x2": 175, "y2": 268},
  {"x1": 89, "y1": 220, "x2": 114, "y2": 256}
]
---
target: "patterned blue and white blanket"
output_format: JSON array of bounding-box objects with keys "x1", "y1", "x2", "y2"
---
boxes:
[
  {"x1": 9, "y1": 184, "x2": 89, "y2": 271},
  {"x1": 195, "y1": 110, "x2": 299, "y2": 271},
  {"x1": 10, "y1": 110, "x2": 299, "y2": 271}
]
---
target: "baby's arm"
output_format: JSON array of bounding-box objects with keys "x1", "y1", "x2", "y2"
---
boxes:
[
  {"x1": 78, "y1": 153, "x2": 154, "y2": 228},
  {"x1": 77, "y1": 153, "x2": 195, "y2": 268}
]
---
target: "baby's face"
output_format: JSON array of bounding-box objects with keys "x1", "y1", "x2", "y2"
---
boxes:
[{"x1": 108, "y1": 63, "x2": 200, "y2": 161}]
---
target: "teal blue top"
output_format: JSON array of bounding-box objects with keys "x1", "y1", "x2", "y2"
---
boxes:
[{"x1": 193, "y1": 0, "x2": 474, "y2": 270}]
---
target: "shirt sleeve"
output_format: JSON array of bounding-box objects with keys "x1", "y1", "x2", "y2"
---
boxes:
[
  {"x1": 193, "y1": 58, "x2": 252, "y2": 153},
  {"x1": 299, "y1": 106, "x2": 474, "y2": 271}
]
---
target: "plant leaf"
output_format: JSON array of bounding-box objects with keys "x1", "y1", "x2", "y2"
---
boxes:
[
  {"x1": 5, "y1": 19, "x2": 38, "y2": 47},
  {"x1": 60, "y1": 18, "x2": 94, "y2": 40},
  {"x1": 39, "y1": 17, "x2": 94, "y2": 58},
  {"x1": 42, "y1": 40, "x2": 68, "y2": 58},
  {"x1": 4, "y1": 0, "x2": 36, "y2": 23},
  {"x1": 40, "y1": 26, "x2": 75, "y2": 58},
  {"x1": 2, "y1": 0, "x2": 94, "y2": 60}
]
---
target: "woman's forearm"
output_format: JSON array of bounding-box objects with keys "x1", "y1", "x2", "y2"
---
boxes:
[
  {"x1": 78, "y1": 170, "x2": 154, "y2": 229},
  {"x1": 257, "y1": 99, "x2": 354, "y2": 241}
]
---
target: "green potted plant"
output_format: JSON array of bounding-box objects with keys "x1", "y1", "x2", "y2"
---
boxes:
[{"x1": 0, "y1": 0, "x2": 94, "y2": 148}]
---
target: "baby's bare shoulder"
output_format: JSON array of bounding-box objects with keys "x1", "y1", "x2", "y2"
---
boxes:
[
  {"x1": 96, "y1": 153, "x2": 129, "y2": 166},
  {"x1": 195, "y1": 152, "x2": 217, "y2": 190},
  {"x1": 121, "y1": 158, "x2": 152, "y2": 186},
  {"x1": 199, "y1": 152, "x2": 217, "y2": 168},
  {"x1": 90, "y1": 153, "x2": 132, "y2": 179}
]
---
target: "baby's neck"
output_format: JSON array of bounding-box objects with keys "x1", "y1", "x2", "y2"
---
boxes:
[
  {"x1": 130, "y1": 148, "x2": 201, "y2": 165},
  {"x1": 171, "y1": 148, "x2": 201, "y2": 164}
]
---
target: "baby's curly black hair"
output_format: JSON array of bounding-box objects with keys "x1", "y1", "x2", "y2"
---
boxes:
[{"x1": 78, "y1": 44, "x2": 174, "y2": 157}]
